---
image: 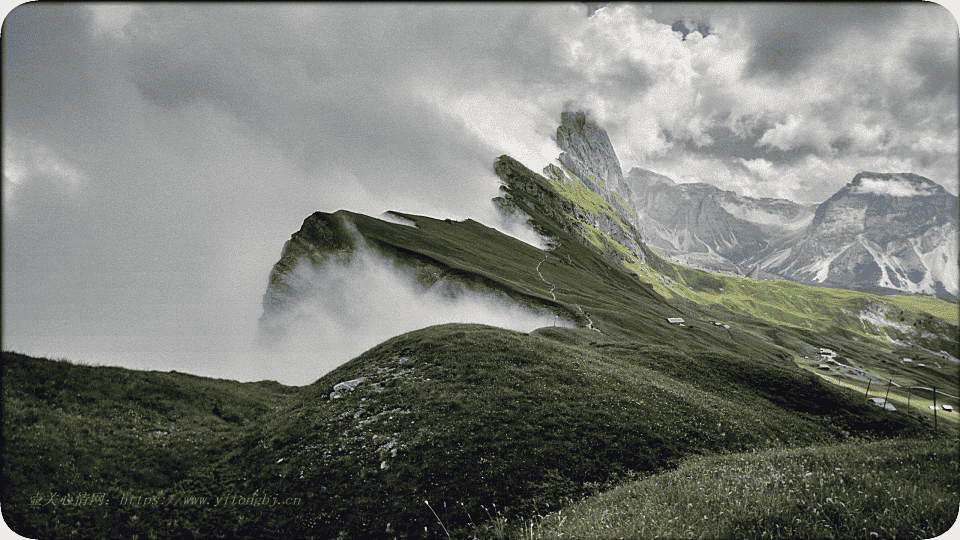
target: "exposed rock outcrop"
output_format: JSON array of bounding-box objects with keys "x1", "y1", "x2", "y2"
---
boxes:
[{"x1": 556, "y1": 111, "x2": 627, "y2": 196}]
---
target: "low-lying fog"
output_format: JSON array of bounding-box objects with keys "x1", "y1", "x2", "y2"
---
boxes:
[{"x1": 252, "y1": 242, "x2": 571, "y2": 385}]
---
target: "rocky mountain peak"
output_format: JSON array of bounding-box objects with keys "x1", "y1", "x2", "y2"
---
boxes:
[
  {"x1": 556, "y1": 110, "x2": 625, "y2": 193},
  {"x1": 759, "y1": 171, "x2": 958, "y2": 300}
]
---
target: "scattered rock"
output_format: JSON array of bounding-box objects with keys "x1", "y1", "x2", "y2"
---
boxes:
[{"x1": 330, "y1": 377, "x2": 368, "y2": 399}]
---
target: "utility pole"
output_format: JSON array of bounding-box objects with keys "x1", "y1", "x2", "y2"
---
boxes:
[{"x1": 933, "y1": 386, "x2": 938, "y2": 436}]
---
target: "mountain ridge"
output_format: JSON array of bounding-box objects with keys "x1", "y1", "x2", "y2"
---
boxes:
[{"x1": 547, "y1": 111, "x2": 958, "y2": 300}]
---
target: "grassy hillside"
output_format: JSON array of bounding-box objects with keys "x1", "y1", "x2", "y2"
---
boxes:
[
  {"x1": 3, "y1": 320, "x2": 940, "y2": 539},
  {"x1": 1, "y1": 351, "x2": 298, "y2": 540},
  {"x1": 887, "y1": 294, "x2": 959, "y2": 326},
  {"x1": 230, "y1": 323, "x2": 933, "y2": 539}
]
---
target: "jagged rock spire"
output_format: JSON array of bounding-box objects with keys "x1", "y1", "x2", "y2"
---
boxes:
[{"x1": 556, "y1": 111, "x2": 625, "y2": 194}]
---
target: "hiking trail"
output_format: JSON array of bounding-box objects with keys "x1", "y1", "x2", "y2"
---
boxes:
[{"x1": 535, "y1": 243, "x2": 602, "y2": 334}]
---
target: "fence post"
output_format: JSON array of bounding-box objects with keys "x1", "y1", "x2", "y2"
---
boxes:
[
  {"x1": 884, "y1": 380, "x2": 892, "y2": 408},
  {"x1": 906, "y1": 387, "x2": 911, "y2": 410},
  {"x1": 864, "y1": 379, "x2": 871, "y2": 399}
]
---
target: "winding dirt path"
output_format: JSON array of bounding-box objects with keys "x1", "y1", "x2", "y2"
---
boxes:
[
  {"x1": 576, "y1": 304, "x2": 601, "y2": 334},
  {"x1": 535, "y1": 244, "x2": 602, "y2": 334},
  {"x1": 536, "y1": 252, "x2": 558, "y2": 301}
]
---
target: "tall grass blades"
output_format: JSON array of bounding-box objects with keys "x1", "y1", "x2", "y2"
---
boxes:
[{"x1": 535, "y1": 438, "x2": 959, "y2": 539}]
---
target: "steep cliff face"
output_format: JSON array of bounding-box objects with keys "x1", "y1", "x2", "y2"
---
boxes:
[
  {"x1": 753, "y1": 172, "x2": 959, "y2": 299},
  {"x1": 621, "y1": 167, "x2": 815, "y2": 265},
  {"x1": 261, "y1": 212, "x2": 359, "y2": 324},
  {"x1": 555, "y1": 111, "x2": 627, "y2": 196}
]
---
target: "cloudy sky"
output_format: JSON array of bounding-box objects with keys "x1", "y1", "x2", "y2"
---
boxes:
[{"x1": 3, "y1": 3, "x2": 958, "y2": 384}]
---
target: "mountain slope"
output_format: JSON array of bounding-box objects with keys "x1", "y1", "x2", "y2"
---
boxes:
[
  {"x1": 258, "y1": 182, "x2": 784, "y2": 365},
  {"x1": 491, "y1": 139, "x2": 958, "y2": 364}
]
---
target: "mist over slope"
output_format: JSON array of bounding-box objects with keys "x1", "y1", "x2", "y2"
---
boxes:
[{"x1": 256, "y1": 211, "x2": 567, "y2": 383}]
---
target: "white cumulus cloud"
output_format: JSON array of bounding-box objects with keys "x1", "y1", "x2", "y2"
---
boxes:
[{"x1": 851, "y1": 176, "x2": 938, "y2": 198}]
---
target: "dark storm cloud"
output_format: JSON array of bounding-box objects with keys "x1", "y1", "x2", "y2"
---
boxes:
[
  {"x1": 671, "y1": 19, "x2": 710, "y2": 40},
  {"x1": 114, "y1": 4, "x2": 604, "y2": 217},
  {"x1": 597, "y1": 59, "x2": 655, "y2": 101},
  {"x1": 741, "y1": 4, "x2": 908, "y2": 80},
  {"x1": 2, "y1": 4, "x2": 98, "y2": 129},
  {"x1": 670, "y1": 119, "x2": 768, "y2": 160},
  {"x1": 129, "y1": 47, "x2": 234, "y2": 109},
  {"x1": 662, "y1": 116, "x2": 836, "y2": 167},
  {"x1": 904, "y1": 35, "x2": 960, "y2": 99},
  {"x1": 115, "y1": 4, "x2": 512, "y2": 220}
]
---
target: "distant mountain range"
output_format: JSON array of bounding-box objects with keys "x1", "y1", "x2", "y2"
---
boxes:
[{"x1": 549, "y1": 111, "x2": 959, "y2": 300}]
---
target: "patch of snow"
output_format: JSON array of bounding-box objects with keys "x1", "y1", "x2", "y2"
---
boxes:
[
  {"x1": 914, "y1": 228, "x2": 959, "y2": 297},
  {"x1": 808, "y1": 250, "x2": 843, "y2": 283}
]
